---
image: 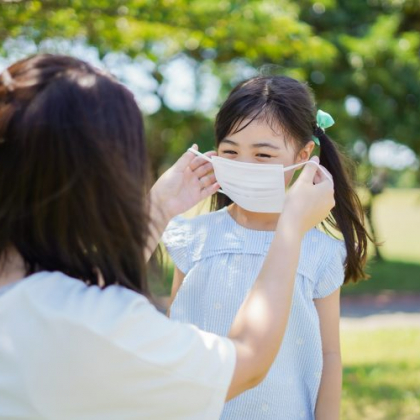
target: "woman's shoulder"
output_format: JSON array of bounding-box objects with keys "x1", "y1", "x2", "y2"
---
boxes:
[{"x1": 10, "y1": 271, "x2": 150, "y2": 320}]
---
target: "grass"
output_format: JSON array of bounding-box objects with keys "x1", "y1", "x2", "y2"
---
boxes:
[
  {"x1": 341, "y1": 329, "x2": 420, "y2": 419},
  {"x1": 342, "y1": 259, "x2": 420, "y2": 295},
  {"x1": 340, "y1": 191, "x2": 420, "y2": 419},
  {"x1": 371, "y1": 189, "x2": 420, "y2": 264},
  {"x1": 342, "y1": 188, "x2": 420, "y2": 296}
]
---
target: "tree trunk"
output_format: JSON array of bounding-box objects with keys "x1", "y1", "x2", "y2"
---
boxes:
[{"x1": 364, "y1": 192, "x2": 383, "y2": 261}]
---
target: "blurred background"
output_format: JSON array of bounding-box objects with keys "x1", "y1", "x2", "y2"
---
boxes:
[{"x1": 1, "y1": 1, "x2": 419, "y2": 418}]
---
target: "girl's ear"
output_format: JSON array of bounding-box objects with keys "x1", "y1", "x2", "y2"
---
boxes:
[{"x1": 296, "y1": 140, "x2": 316, "y2": 163}]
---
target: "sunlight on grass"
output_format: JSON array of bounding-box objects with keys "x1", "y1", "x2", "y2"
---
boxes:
[
  {"x1": 342, "y1": 189, "x2": 420, "y2": 295},
  {"x1": 341, "y1": 329, "x2": 420, "y2": 420},
  {"x1": 373, "y1": 189, "x2": 420, "y2": 264},
  {"x1": 342, "y1": 259, "x2": 420, "y2": 295}
]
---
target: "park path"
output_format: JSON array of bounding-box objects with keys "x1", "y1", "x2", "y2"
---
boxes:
[{"x1": 340, "y1": 292, "x2": 420, "y2": 330}]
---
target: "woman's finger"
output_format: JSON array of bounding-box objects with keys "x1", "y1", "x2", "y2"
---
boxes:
[
  {"x1": 200, "y1": 182, "x2": 220, "y2": 200},
  {"x1": 193, "y1": 162, "x2": 214, "y2": 179},
  {"x1": 295, "y1": 156, "x2": 320, "y2": 184},
  {"x1": 199, "y1": 173, "x2": 217, "y2": 189},
  {"x1": 297, "y1": 157, "x2": 333, "y2": 186},
  {"x1": 314, "y1": 164, "x2": 334, "y2": 185},
  {"x1": 189, "y1": 150, "x2": 217, "y2": 171},
  {"x1": 172, "y1": 147, "x2": 198, "y2": 172}
]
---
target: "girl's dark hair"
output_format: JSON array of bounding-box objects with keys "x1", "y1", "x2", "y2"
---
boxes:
[
  {"x1": 212, "y1": 75, "x2": 372, "y2": 283},
  {"x1": 0, "y1": 54, "x2": 151, "y2": 294}
]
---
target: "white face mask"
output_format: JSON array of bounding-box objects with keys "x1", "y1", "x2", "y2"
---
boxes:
[{"x1": 188, "y1": 148, "x2": 332, "y2": 213}]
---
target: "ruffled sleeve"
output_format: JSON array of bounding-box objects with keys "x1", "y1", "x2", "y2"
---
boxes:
[
  {"x1": 313, "y1": 240, "x2": 346, "y2": 299},
  {"x1": 162, "y1": 216, "x2": 192, "y2": 274}
]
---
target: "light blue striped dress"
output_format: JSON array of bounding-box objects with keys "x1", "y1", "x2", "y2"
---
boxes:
[{"x1": 163, "y1": 207, "x2": 346, "y2": 420}]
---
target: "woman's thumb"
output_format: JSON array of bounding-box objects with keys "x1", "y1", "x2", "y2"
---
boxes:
[
  {"x1": 297, "y1": 156, "x2": 320, "y2": 183},
  {"x1": 172, "y1": 144, "x2": 198, "y2": 172}
]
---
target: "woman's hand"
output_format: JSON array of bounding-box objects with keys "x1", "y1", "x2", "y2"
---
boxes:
[
  {"x1": 145, "y1": 146, "x2": 219, "y2": 262},
  {"x1": 150, "y1": 145, "x2": 219, "y2": 222},
  {"x1": 281, "y1": 156, "x2": 335, "y2": 235}
]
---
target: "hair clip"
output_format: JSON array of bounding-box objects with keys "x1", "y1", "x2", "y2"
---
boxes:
[{"x1": 312, "y1": 109, "x2": 335, "y2": 145}]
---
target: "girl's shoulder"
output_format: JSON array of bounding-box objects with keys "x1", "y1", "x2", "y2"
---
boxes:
[
  {"x1": 162, "y1": 208, "x2": 232, "y2": 252},
  {"x1": 303, "y1": 228, "x2": 346, "y2": 252},
  {"x1": 301, "y1": 228, "x2": 346, "y2": 265},
  {"x1": 162, "y1": 209, "x2": 235, "y2": 274},
  {"x1": 164, "y1": 208, "x2": 229, "y2": 239},
  {"x1": 299, "y1": 229, "x2": 347, "y2": 296}
]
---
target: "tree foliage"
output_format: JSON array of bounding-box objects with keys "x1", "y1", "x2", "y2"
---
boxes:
[
  {"x1": 300, "y1": 0, "x2": 420, "y2": 156},
  {"x1": 0, "y1": 0, "x2": 419, "y2": 177}
]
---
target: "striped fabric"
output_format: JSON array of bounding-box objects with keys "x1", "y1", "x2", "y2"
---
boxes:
[{"x1": 163, "y1": 207, "x2": 346, "y2": 420}]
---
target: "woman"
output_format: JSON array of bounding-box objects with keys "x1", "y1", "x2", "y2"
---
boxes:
[{"x1": 0, "y1": 54, "x2": 334, "y2": 420}]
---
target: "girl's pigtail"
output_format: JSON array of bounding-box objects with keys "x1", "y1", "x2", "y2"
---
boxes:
[{"x1": 318, "y1": 131, "x2": 372, "y2": 283}]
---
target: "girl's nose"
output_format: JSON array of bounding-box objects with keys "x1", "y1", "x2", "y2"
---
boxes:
[{"x1": 235, "y1": 156, "x2": 256, "y2": 164}]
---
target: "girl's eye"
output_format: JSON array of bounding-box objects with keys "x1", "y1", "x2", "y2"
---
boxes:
[
  {"x1": 256, "y1": 153, "x2": 272, "y2": 158},
  {"x1": 222, "y1": 150, "x2": 237, "y2": 155}
]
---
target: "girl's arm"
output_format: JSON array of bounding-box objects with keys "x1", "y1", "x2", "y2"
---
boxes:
[
  {"x1": 314, "y1": 288, "x2": 342, "y2": 420},
  {"x1": 166, "y1": 267, "x2": 185, "y2": 317}
]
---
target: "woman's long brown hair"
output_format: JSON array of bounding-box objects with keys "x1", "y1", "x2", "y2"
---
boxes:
[
  {"x1": 211, "y1": 76, "x2": 372, "y2": 283},
  {"x1": 0, "y1": 54, "x2": 151, "y2": 294}
]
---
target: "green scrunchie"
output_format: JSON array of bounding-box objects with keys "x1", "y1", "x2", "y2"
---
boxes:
[{"x1": 312, "y1": 109, "x2": 335, "y2": 146}]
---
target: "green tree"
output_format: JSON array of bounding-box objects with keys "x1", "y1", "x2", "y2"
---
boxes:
[
  {"x1": 0, "y1": 0, "x2": 337, "y2": 170},
  {"x1": 299, "y1": 0, "x2": 420, "y2": 258},
  {"x1": 299, "y1": 0, "x2": 420, "y2": 153}
]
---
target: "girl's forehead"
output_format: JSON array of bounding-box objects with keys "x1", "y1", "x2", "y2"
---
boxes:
[{"x1": 225, "y1": 119, "x2": 288, "y2": 148}]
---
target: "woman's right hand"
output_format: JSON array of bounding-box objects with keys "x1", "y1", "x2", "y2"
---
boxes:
[
  {"x1": 282, "y1": 156, "x2": 335, "y2": 235},
  {"x1": 150, "y1": 145, "x2": 218, "y2": 223}
]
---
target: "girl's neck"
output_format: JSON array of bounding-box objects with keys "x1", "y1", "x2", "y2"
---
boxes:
[{"x1": 228, "y1": 204, "x2": 279, "y2": 231}]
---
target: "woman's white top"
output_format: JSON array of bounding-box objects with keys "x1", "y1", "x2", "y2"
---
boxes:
[
  {"x1": 163, "y1": 207, "x2": 346, "y2": 420},
  {"x1": 0, "y1": 271, "x2": 236, "y2": 420}
]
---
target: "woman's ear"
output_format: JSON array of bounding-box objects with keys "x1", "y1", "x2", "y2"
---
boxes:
[{"x1": 295, "y1": 141, "x2": 316, "y2": 163}]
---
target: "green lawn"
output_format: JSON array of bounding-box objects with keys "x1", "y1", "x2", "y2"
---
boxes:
[
  {"x1": 342, "y1": 259, "x2": 420, "y2": 295},
  {"x1": 371, "y1": 189, "x2": 420, "y2": 264},
  {"x1": 342, "y1": 188, "x2": 420, "y2": 295},
  {"x1": 340, "y1": 190, "x2": 420, "y2": 418},
  {"x1": 341, "y1": 329, "x2": 420, "y2": 419}
]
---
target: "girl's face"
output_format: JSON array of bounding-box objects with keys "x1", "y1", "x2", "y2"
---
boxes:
[{"x1": 217, "y1": 119, "x2": 315, "y2": 186}]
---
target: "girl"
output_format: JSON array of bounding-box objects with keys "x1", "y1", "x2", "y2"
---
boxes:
[{"x1": 163, "y1": 76, "x2": 370, "y2": 420}]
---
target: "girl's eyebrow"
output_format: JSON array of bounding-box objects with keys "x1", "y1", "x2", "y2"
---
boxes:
[
  {"x1": 221, "y1": 138, "x2": 280, "y2": 150},
  {"x1": 252, "y1": 142, "x2": 280, "y2": 150},
  {"x1": 220, "y1": 139, "x2": 239, "y2": 146}
]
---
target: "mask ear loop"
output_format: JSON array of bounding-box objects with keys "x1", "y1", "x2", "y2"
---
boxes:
[
  {"x1": 284, "y1": 160, "x2": 333, "y2": 184},
  {"x1": 187, "y1": 147, "x2": 227, "y2": 195}
]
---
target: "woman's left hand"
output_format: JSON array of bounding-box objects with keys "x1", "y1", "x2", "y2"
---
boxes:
[{"x1": 150, "y1": 145, "x2": 219, "y2": 222}]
